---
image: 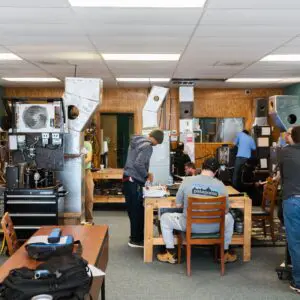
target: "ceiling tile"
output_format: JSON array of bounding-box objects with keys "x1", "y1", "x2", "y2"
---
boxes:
[
  {"x1": 201, "y1": 9, "x2": 300, "y2": 25},
  {"x1": 0, "y1": 23, "x2": 84, "y2": 36},
  {"x1": 207, "y1": 0, "x2": 300, "y2": 9},
  {"x1": 0, "y1": 7, "x2": 74, "y2": 24},
  {"x1": 73, "y1": 7, "x2": 203, "y2": 25},
  {"x1": 195, "y1": 25, "x2": 300, "y2": 38},
  {"x1": 0, "y1": 0, "x2": 70, "y2": 7},
  {"x1": 91, "y1": 36, "x2": 188, "y2": 53},
  {"x1": 85, "y1": 24, "x2": 194, "y2": 37}
]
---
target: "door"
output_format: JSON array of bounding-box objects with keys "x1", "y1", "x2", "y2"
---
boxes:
[
  {"x1": 101, "y1": 114, "x2": 118, "y2": 168},
  {"x1": 101, "y1": 113, "x2": 134, "y2": 168},
  {"x1": 117, "y1": 114, "x2": 134, "y2": 167}
]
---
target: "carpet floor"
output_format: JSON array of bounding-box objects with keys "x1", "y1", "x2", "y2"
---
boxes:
[
  {"x1": 0, "y1": 210, "x2": 297, "y2": 300},
  {"x1": 94, "y1": 210, "x2": 296, "y2": 300}
]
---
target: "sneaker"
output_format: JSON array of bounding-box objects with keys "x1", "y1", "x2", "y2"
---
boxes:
[
  {"x1": 157, "y1": 250, "x2": 177, "y2": 264},
  {"x1": 81, "y1": 221, "x2": 94, "y2": 226},
  {"x1": 290, "y1": 281, "x2": 300, "y2": 293},
  {"x1": 128, "y1": 240, "x2": 144, "y2": 248},
  {"x1": 224, "y1": 252, "x2": 238, "y2": 263}
]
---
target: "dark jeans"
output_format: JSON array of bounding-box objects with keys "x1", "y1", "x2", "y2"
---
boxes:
[
  {"x1": 283, "y1": 197, "x2": 300, "y2": 287},
  {"x1": 232, "y1": 157, "x2": 248, "y2": 189},
  {"x1": 123, "y1": 181, "x2": 144, "y2": 243}
]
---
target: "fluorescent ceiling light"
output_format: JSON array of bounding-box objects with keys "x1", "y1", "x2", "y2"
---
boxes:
[
  {"x1": 150, "y1": 78, "x2": 170, "y2": 82},
  {"x1": 0, "y1": 53, "x2": 22, "y2": 60},
  {"x1": 68, "y1": 0, "x2": 206, "y2": 8},
  {"x1": 260, "y1": 54, "x2": 300, "y2": 62},
  {"x1": 116, "y1": 78, "x2": 170, "y2": 82},
  {"x1": 2, "y1": 78, "x2": 60, "y2": 82},
  {"x1": 117, "y1": 78, "x2": 149, "y2": 82},
  {"x1": 102, "y1": 54, "x2": 180, "y2": 61},
  {"x1": 226, "y1": 78, "x2": 281, "y2": 83}
]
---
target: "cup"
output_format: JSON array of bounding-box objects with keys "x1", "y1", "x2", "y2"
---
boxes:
[{"x1": 100, "y1": 164, "x2": 104, "y2": 170}]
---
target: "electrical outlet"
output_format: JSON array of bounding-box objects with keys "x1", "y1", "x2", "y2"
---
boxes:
[{"x1": 52, "y1": 133, "x2": 60, "y2": 139}]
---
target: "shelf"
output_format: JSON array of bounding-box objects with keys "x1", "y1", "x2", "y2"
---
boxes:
[
  {"x1": 94, "y1": 195, "x2": 125, "y2": 203},
  {"x1": 92, "y1": 168, "x2": 123, "y2": 180}
]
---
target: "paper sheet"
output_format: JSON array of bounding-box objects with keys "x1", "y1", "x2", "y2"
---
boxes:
[
  {"x1": 257, "y1": 137, "x2": 269, "y2": 147},
  {"x1": 260, "y1": 158, "x2": 268, "y2": 169},
  {"x1": 261, "y1": 127, "x2": 271, "y2": 136},
  {"x1": 143, "y1": 187, "x2": 167, "y2": 198},
  {"x1": 26, "y1": 235, "x2": 68, "y2": 245},
  {"x1": 88, "y1": 264, "x2": 105, "y2": 277}
]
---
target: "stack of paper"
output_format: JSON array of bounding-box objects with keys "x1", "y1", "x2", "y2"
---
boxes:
[{"x1": 143, "y1": 187, "x2": 167, "y2": 198}]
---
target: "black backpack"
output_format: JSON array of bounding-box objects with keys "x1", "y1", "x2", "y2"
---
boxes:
[{"x1": 0, "y1": 254, "x2": 93, "y2": 300}]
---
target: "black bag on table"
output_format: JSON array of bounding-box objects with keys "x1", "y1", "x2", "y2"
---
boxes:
[{"x1": 0, "y1": 254, "x2": 92, "y2": 300}]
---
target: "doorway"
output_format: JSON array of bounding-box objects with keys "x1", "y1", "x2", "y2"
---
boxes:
[{"x1": 101, "y1": 113, "x2": 134, "y2": 168}]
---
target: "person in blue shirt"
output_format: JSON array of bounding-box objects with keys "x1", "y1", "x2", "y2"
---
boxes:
[{"x1": 232, "y1": 130, "x2": 256, "y2": 189}]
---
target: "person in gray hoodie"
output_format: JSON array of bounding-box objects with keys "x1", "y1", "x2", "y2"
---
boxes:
[{"x1": 123, "y1": 129, "x2": 164, "y2": 248}]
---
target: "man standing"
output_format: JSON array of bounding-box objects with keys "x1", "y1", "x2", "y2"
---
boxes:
[
  {"x1": 232, "y1": 130, "x2": 256, "y2": 189},
  {"x1": 157, "y1": 157, "x2": 237, "y2": 264},
  {"x1": 123, "y1": 129, "x2": 164, "y2": 248},
  {"x1": 83, "y1": 133, "x2": 94, "y2": 224},
  {"x1": 279, "y1": 126, "x2": 300, "y2": 293}
]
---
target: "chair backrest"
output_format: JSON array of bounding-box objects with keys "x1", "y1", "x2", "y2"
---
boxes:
[
  {"x1": 186, "y1": 196, "x2": 227, "y2": 242},
  {"x1": 1, "y1": 212, "x2": 18, "y2": 256},
  {"x1": 262, "y1": 180, "x2": 278, "y2": 214}
]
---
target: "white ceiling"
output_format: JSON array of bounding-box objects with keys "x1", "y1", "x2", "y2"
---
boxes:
[{"x1": 0, "y1": 0, "x2": 300, "y2": 88}]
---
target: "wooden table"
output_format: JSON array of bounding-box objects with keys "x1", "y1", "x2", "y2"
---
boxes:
[
  {"x1": 144, "y1": 186, "x2": 252, "y2": 263},
  {"x1": 0, "y1": 225, "x2": 109, "y2": 300},
  {"x1": 93, "y1": 168, "x2": 125, "y2": 203}
]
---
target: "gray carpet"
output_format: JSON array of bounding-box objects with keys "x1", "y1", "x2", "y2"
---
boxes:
[
  {"x1": 0, "y1": 211, "x2": 297, "y2": 300},
  {"x1": 94, "y1": 210, "x2": 297, "y2": 300}
]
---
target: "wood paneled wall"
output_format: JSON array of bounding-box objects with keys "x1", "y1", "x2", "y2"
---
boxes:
[
  {"x1": 194, "y1": 88, "x2": 283, "y2": 130},
  {"x1": 4, "y1": 87, "x2": 283, "y2": 167},
  {"x1": 4, "y1": 87, "x2": 179, "y2": 134},
  {"x1": 195, "y1": 143, "x2": 233, "y2": 168}
]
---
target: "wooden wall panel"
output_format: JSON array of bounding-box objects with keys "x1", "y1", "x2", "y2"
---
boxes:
[
  {"x1": 195, "y1": 143, "x2": 233, "y2": 168},
  {"x1": 194, "y1": 88, "x2": 283, "y2": 131},
  {"x1": 4, "y1": 87, "x2": 284, "y2": 167}
]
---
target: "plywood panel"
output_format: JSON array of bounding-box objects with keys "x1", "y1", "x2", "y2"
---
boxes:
[
  {"x1": 195, "y1": 142, "x2": 233, "y2": 168},
  {"x1": 194, "y1": 89, "x2": 283, "y2": 131}
]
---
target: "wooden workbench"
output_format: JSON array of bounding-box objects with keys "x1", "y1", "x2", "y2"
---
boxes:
[
  {"x1": 92, "y1": 168, "x2": 125, "y2": 203},
  {"x1": 144, "y1": 186, "x2": 252, "y2": 263},
  {"x1": 0, "y1": 225, "x2": 109, "y2": 299}
]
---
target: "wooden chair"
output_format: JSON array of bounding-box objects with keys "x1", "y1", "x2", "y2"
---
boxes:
[
  {"x1": 177, "y1": 196, "x2": 227, "y2": 276},
  {"x1": 252, "y1": 178, "x2": 278, "y2": 242},
  {"x1": 1, "y1": 212, "x2": 20, "y2": 256}
]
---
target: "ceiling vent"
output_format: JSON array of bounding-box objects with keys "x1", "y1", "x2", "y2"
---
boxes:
[
  {"x1": 213, "y1": 61, "x2": 244, "y2": 67},
  {"x1": 171, "y1": 78, "x2": 226, "y2": 86}
]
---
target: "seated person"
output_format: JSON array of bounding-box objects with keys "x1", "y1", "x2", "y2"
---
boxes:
[
  {"x1": 184, "y1": 162, "x2": 197, "y2": 176},
  {"x1": 157, "y1": 157, "x2": 237, "y2": 264},
  {"x1": 173, "y1": 142, "x2": 191, "y2": 176}
]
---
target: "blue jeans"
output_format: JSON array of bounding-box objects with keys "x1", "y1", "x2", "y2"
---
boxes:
[{"x1": 283, "y1": 197, "x2": 300, "y2": 287}]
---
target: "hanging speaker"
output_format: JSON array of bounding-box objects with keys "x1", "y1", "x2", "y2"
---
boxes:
[
  {"x1": 269, "y1": 95, "x2": 300, "y2": 131},
  {"x1": 180, "y1": 102, "x2": 193, "y2": 119},
  {"x1": 255, "y1": 98, "x2": 268, "y2": 118}
]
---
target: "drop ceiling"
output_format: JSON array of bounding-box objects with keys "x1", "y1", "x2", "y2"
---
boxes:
[{"x1": 0, "y1": 0, "x2": 300, "y2": 88}]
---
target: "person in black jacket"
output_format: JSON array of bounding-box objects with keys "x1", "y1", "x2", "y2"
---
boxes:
[
  {"x1": 279, "y1": 125, "x2": 300, "y2": 293},
  {"x1": 173, "y1": 142, "x2": 191, "y2": 176}
]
